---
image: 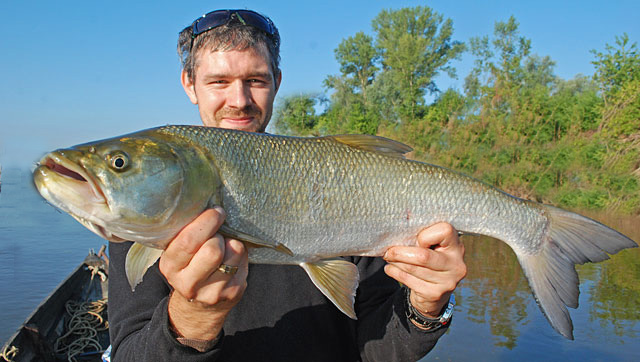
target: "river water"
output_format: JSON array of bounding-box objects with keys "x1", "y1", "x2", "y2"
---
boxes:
[
  {"x1": 0, "y1": 168, "x2": 105, "y2": 344},
  {"x1": 0, "y1": 167, "x2": 638, "y2": 360}
]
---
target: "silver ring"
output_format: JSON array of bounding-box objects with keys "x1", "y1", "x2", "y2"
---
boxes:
[{"x1": 217, "y1": 264, "x2": 239, "y2": 275}]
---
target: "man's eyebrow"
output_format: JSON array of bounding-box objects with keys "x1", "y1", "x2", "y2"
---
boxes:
[
  {"x1": 201, "y1": 72, "x2": 272, "y2": 80},
  {"x1": 246, "y1": 72, "x2": 272, "y2": 79}
]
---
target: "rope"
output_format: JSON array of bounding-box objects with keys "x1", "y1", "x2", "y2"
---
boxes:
[
  {"x1": 0, "y1": 345, "x2": 18, "y2": 362},
  {"x1": 54, "y1": 298, "x2": 108, "y2": 362},
  {"x1": 87, "y1": 265, "x2": 107, "y2": 282}
]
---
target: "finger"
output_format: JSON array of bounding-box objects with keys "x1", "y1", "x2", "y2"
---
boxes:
[
  {"x1": 384, "y1": 263, "x2": 435, "y2": 294},
  {"x1": 384, "y1": 246, "x2": 450, "y2": 271},
  {"x1": 201, "y1": 238, "x2": 247, "y2": 282},
  {"x1": 178, "y1": 234, "x2": 226, "y2": 287},
  {"x1": 216, "y1": 238, "x2": 248, "y2": 291},
  {"x1": 384, "y1": 259, "x2": 449, "y2": 286},
  {"x1": 384, "y1": 263, "x2": 453, "y2": 298},
  {"x1": 163, "y1": 207, "x2": 226, "y2": 270},
  {"x1": 196, "y1": 238, "x2": 249, "y2": 303},
  {"x1": 416, "y1": 222, "x2": 460, "y2": 249},
  {"x1": 220, "y1": 238, "x2": 248, "y2": 274}
]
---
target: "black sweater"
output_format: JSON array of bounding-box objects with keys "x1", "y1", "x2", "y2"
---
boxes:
[{"x1": 108, "y1": 241, "x2": 449, "y2": 361}]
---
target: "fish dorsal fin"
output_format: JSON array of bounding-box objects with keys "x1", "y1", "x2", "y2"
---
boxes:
[
  {"x1": 326, "y1": 134, "x2": 412, "y2": 159},
  {"x1": 125, "y1": 243, "x2": 164, "y2": 291},
  {"x1": 219, "y1": 224, "x2": 293, "y2": 256},
  {"x1": 301, "y1": 259, "x2": 359, "y2": 319}
]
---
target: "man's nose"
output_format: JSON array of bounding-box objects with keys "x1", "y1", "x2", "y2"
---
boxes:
[{"x1": 227, "y1": 80, "x2": 252, "y2": 108}]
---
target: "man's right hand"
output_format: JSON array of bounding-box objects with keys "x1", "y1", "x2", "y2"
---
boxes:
[{"x1": 159, "y1": 207, "x2": 248, "y2": 340}]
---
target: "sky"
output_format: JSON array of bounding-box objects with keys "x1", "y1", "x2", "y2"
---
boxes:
[{"x1": 0, "y1": 0, "x2": 638, "y2": 169}]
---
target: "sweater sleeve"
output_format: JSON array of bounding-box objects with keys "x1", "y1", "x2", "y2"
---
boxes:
[
  {"x1": 353, "y1": 257, "x2": 450, "y2": 362},
  {"x1": 108, "y1": 242, "x2": 224, "y2": 362}
]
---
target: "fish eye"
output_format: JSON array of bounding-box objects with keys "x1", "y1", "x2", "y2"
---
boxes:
[{"x1": 109, "y1": 153, "x2": 129, "y2": 171}]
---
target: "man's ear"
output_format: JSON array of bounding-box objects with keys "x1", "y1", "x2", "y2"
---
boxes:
[
  {"x1": 181, "y1": 70, "x2": 198, "y2": 105},
  {"x1": 274, "y1": 70, "x2": 282, "y2": 95}
]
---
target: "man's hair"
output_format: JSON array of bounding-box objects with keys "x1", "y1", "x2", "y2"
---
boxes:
[{"x1": 177, "y1": 15, "x2": 281, "y2": 82}]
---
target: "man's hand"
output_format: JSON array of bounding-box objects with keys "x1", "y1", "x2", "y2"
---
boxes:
[
  {"x1": 383, "y1": 223, "x2": 466, "y2": 321},
  {"x1": 159, "y1": 207, "x2": 248, "y2": 340}
]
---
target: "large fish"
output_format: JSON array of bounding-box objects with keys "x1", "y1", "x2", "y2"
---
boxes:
[{"x1": 33, "y1": 125, "x2": 636, "y2": 339}]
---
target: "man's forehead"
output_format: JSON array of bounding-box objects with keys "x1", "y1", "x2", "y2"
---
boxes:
[{"x1": 194, "y1": 44, "x2": 272, "y2": 72}]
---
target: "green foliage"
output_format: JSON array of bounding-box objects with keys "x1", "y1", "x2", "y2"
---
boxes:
[
  {"x1": 591, "y1": 33, "x2": 640, "y2": 139},
  {"x1": 372, "y1": 6, "x2": 465, "y2": 123},
  {"x1": 271, "y1": 7, "x2": 640, "y2": 214},
  {"x1": 272, "y1": 94, "x2": 321, "y2": 136},
  {"x1": 333, "y1": 31, "x2": 379, "y2": 102}
]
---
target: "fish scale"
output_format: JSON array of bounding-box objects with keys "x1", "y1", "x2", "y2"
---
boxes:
[
  {"x1": 33, "y1": 125, "x2": 637, "y2": 338},
  {"x1": 163, "y1": 126, "x2": 561, "y2": 261}
]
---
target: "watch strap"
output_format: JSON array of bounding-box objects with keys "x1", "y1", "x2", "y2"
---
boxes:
[{"x1": 404, "y1": 288, "x2": 455, "y2": 331}]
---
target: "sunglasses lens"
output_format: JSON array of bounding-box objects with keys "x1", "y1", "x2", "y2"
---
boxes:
[
  {"x1": 192, "y1": 9, "x2": 274, "y2": 37},
  {"x1": 193, "y1": 10, "x2": 231, "y2": 36},
  {"x1": 235, "y1": 10, "x2": 273, "y2": 35}
]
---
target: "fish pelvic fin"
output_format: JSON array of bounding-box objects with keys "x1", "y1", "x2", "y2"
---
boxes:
[
  {"x1": 125, "y1": 243, "x2": 164, "y2": 291},
  {"x1": 326, "y1": 134, "x2": 412, "y2": 159},
  {"x1": 219, "y1": 224, "x2": 293, "y2": 256},
  {"x1": 301, "y1": 259, "x2": 360, "y2": 319},
  {"x1": 519, "y1": 204, "x2": 637, "y2": 340}
]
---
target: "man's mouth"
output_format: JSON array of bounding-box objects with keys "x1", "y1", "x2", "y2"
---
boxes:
[{"x1": 222, "y1": 117, "x2": 254, "y2": 124}]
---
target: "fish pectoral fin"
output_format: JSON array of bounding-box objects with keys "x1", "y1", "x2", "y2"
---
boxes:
[
  {"x1": 301, "y1": 259, "x2": 360, "y2": 319},
  {"x1": 219, "y1": 224, "x2": 293, "y2": 256},
  {"x1": 326, "y1": 134, "x2": 412, "y2": 159},
  {"x1": 125, "y1": 243, "x2": 164, "y2": 291}
]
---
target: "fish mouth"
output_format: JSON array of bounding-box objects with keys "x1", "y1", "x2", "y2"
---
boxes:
[
  {"x1": 38, "y1": 151, "x2": 106, "y2": 204},
  {"x1": 34, "y1": 151, "x2": 124, "y2": 242}
]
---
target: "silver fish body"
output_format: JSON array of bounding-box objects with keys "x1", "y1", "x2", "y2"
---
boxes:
[
  {"x1": 33, "y1": 125, "x2": 637, "y2": 339},
  {"x1": 212, "y1": 129, "x2": 544, "y2": 263}
]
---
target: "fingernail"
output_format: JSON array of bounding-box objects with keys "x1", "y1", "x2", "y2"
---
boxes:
[{"x1": 213, "y1": 206, "x2": 226, "y2": 216}]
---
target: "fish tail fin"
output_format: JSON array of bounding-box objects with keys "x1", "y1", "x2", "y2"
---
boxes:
[{"x1": 518, "y1": 204, "x2": 637, "y2": 339}]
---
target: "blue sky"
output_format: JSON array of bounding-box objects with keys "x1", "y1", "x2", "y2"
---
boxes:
[{"x1": 0, "y1": 0, "x2": 638, "y2": 168}]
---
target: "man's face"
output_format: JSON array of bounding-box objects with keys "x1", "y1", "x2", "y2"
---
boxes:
[{"x1": 182, "y1": 47, "x2": 281, "y2": 132}]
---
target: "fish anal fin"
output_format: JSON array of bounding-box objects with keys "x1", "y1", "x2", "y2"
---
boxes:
[
  {"x1": 301, "y1": 259, "x2": 359, "y2": 319},
  {"x1": 219, "y1": 224, "x2": 293, "y2": 256},
  {"x1": 327, "y1": 134, "x2": 412, "y2": 159},
  {"x1": 125, "y1": 243, "x2": 163, "y2": 291}
]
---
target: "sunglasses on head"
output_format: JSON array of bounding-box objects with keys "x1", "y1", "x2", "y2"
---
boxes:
[{"x1": 190, "y1": 9, "x2": 277, "y2": 45}]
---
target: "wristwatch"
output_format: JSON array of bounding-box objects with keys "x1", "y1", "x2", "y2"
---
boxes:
[{"x1": 404, "y1": 288, "x2": 455, "y2": 331}]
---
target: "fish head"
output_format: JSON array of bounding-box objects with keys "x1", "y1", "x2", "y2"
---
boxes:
[{"x1": 33, "y1": 130, "x2": 216, "y2": 248}]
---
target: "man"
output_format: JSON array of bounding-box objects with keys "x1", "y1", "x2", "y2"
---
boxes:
[{"x1": 108, "y1": 9, "x2": 466, "y2": 361}]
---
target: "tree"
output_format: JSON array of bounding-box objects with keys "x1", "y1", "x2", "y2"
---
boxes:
[
  {"x1": 589, "y1": 34, "x2": 640, "y2": 213},
  {"x1": 591, "y1": 33, "x2": 640, "y2": 138},
  {"x1": 320, "y1": 33, "x2": 380, "y2": 135},
  {"x1": 333, "y1": 32, "x2": 379, "y2": 105},
  {"x1": 271, "y1": 94, "x2": 322, "y2": 136},
  {"x1": 372, "y1": 6, "x2": 465, "y2": 123}
]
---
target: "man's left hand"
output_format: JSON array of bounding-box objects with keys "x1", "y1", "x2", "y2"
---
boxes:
[{"x1": 383, "y1": 223, "x2": 467, "y2": 320}]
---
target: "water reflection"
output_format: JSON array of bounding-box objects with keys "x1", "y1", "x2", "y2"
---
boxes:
[
  {"x1": 586, "y1": 243, "x2": 640, "y2": 339},
  {"x1": 581, "y1": 213, "x2": 640, "y2": 338},
  {"x1": 459, "y1": 236, "x2": 532, "y2": 348},
  {"x1": 428, "y1": 213, "x2": 639, "y2": 359}
]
